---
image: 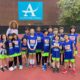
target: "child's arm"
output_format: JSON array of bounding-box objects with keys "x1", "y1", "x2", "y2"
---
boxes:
[
  {"x1": 33, "y1": 40, "x2": 37, "y2": 50},
  {"x1": 27, "y1": 40, "x2": 32, "y2": 50}
]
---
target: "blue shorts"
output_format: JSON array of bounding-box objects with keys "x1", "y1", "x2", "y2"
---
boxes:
[
  {"x1": 28, "y1": 49, "x2": 36, "y2": 54},
  {"x1": 52, "y1": 51, "x2": 60, "y2": 58},
  {"x1": 64, "y1": 52, "x2": 74, "y2": 60}
]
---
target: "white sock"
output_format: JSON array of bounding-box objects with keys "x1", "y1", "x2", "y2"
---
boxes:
[
  {"x1": 32, "y1": 59, "x2": 35, "y2": 65},
  {"x1": 30, "y1": 59, "x2": 33, "y2": 65}
]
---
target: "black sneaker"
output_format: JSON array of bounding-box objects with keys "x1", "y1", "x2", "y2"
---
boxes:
[
  {"x1": 53, "y1": 68, "x2": 56, "y2": 72},
  {"x1": 4, "y1": 66, "x2": 8, "y2": 70},
  {"x1": 56, "y1": 68, "x2": 60, "y2": 73},
  {"x1": 0, "y1": 67, "x2": 4, "y2": 72}
]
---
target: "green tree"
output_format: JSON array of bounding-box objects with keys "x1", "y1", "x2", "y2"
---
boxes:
[{"x1": 58, "y1": 0, "x2": 80, "y2": 25}]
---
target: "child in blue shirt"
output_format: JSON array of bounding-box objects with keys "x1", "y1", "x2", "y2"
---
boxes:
[
  {"x1": 51, "y1": 35, "x2": 62, "y2": 72},
  {"x1": 21, "y1": 38, "x2": 28, "y2": 67},
  {"x1": 27, "y1": 28, "x2": 37, "y2": 66},
  {"x1": 42, "y1": 29, "x2": 50, "y2": 71},
  {"x1": 68, "y1": 26, "x2": 78, "y2": 56},
  {"x1": 36, "y1": 27, "x2": 43, "y2": 65},
  {"x1": 6, "y1": 34, "x2": 14, "y2": 71},
  {"x1": 13, "y1": 33, "x2": 23, "y2": 70},
  {"x1": 63, "y1": 34, "x2": 76, "y2": 74},
  {"x1": 59, "y1": 27, "x2": 65, "y2": 65}
]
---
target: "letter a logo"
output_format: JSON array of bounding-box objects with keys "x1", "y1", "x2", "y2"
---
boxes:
[{"x1": 22, "y1": 4, "x2": 38, "y2": 17}]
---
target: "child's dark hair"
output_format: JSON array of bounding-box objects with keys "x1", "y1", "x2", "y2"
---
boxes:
[
  {"x1": 21, "y1": 38, "x2": 27, "y2": 42},
  {"x1": 8, "y1": 34, "x2": 13, "y2": 40},
  {"x1": 25, "y1": 27, "x2": 29, "y2": 31},
  {"x1": 12, "y1": 33, "x2": 18, "y2": 40},
  {"x1": 1, "y1": 34, "x2": 7, "y2": 40},
  {"x1": 54, "y1": 34, "x2": 60, "y2": 39},
  {"x1": 70, "y1": 25, "x2": 76, "y2": 33},
  {"x1": 43, "y1": 29, "x2": 48, "y2": 33}
]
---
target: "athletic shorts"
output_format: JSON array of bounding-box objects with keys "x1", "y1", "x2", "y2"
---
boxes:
[
  {"x1": 52, "y1": 51, "x2": 60, "y2": 61},
  {"x1": 42, "y1": 52, "x2": 49, "y2": 57},
  {"x1": 64, "y1": 51, "x2": 75, "y2": 63}
]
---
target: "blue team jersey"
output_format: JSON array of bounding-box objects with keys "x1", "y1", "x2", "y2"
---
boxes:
[
  {"x1": 6, "y1": 40, "x2": 14, "y2": 55},
  {"x1": 13, "y1": 39, "x2": 21, "y2": 53},
  {"x1": 27, "y1": 35, "x2": 37, "y2": 49},
  {"x1": 51, "y1": 40, "x2": 62, "y2": 52},
  {"x1": 23, "y1": 34, "x2": 29, "y2": 40},
  {"x1": 63, "y1": 40, "x2": 73, "y2": 53},
  {"x1": 42, "y1": 36, "x2": 50, "y2": 52},
  {"x1": 21, "y1": 43, "x2": 27, "y2": 49},
  {"x1": 68, "y1": 33, "x2": 78, "y2": 45},
  {"x1": 36, "y1": 32, "x2": 43, "y2": 50},
  {"x1": 59, "y1": 33, "x2": 65, "y2": 41},
  {"x1": 48, "y1": 32, "x2": 54, "y2": 40}
]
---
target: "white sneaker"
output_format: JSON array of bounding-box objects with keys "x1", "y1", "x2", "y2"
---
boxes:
[
  {"x1": 9, "y1": 67, "x2": 14, "y2": 71},
  {"x1": 14, "y1": 66, "x2": 17, "y2": 70},
  {"x1": 19, "y1": 65, "x2": 23, "y2": 70}
]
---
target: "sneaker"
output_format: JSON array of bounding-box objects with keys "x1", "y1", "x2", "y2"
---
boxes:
[
  {"x1": 0, "y1": 67, "x2": 4, "y2": 72},
  {"x1": 62, "y1": 69, "x2": 67, "y2": 74},
  {"x1": 56, "y1": 68, "x2": 60, "y2": 73},
  {"x1": 14, "y1": 66, "x2": 17, "y2": 70},
  {"x1": 4, "y1": 66, "x2": 8, "y2": 70},
  {"x1": 19, "y1": 65, "x2": 23, "y2": 70},
  {"x1": 53, "y1": 68, "x2": 56, "y2": 72},
  {"x1": 42, "y1": 65, "x2": 46, "y2": 71},
  {"x1": 9, "y1": 67, "x2": 14, "y2": 71}
]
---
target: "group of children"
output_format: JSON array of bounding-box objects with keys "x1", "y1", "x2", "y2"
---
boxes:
[{"x1": 0, "y1": 25, "x2": 78, "y2": 74}]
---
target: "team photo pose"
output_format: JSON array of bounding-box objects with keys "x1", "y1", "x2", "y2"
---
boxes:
[
  {"x1": 36, "y1": 27, "x2": 43, "y2": 66},
  {"x1": 51, "y1": 35, "x2": 62, "y2": 72},
  {"x1": 63, "y1": 34, "x2": 76, "y2": 74},
  {"x1": 27, "y1": 28, "x2": 37, "y2": 67},
  {"x1": 42, "y1": 30, "x2": 50, "y2": 71}
]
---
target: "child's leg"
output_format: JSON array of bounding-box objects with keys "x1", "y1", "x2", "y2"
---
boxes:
[
  {"x1": 18, "y1": 55, "x2": 22, "y2": 66},
  {"x1": 42, "y1": 56, "x2": 47, "y2": 71},
  {"x1": 36, "y1": 52, "x2": 39, "y2": 65},
  {"x1": 2, "y1": 59, "x2": 8, "y2": 70},
  {"x1": 44, "y1": 56, "x2": 47, "y2": 65},
  {"x1": 29, "y1": 54, "x2": 33, "y2": 65},
  {"x1": 56, "y1": 59, "x2": 60, "y2": 72},
  {"x1": 3, "y1": 58, "x2": 8, "y2": 67},
  {"x1": 52, "y1": 58, "x2": 56, "y2": 69},
  {"x1": 0, "y1": 59, "x2": 3, "y2": 68},
  {"x1": 60, "y1": 52, "x2": 64, "y2": 65},
  {"x1": 0, "y1": 59, "x2": 5, "y2": 72},
  {"x1": 56, "y1": 58, "x2": 60, "y2": 68},
  {"x1": 32, "y1": 53, "x2": 36, "y2": 65},
  {"x1": 26, "y1": 53, "x2": 29, "y2": 66},
  {"x1": 9, "y1": 58, "x2": 13, "y2": 67},
  {"x1": 9, "y1": 58, "x2": 14, "y2": 71},
  {"x1": 63, "y1": 60, "x2": 69, "y2": 73},
  {"x1": 38, "y1": 52, "x2": 41, "y2": 65},
  {"x1": 71, "y1": 59, "x2": 76, "y2": 73},
  {"x1": 36, "y1": 52, "x2": 41, "y2": 65},
  {"x1": 42, "y1": 56, "x2": 45, "y2": 66},
  {"x1": 18, "y1": 55, "x2": 23, "y2": 69},
  {"x1": 14, "y1": 57, "x2": 17, "y2": 66}
]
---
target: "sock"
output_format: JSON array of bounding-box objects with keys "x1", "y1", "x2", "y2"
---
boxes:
[
  {"x1": 32, "y1": 59, "x2": 35, "y2": 65},
  {"x1": 27, "y1": 59, "x2": 29, "y2": 64},
  {"x1": 30, "y1": 59, "x2": 33, "y2": 65}
]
